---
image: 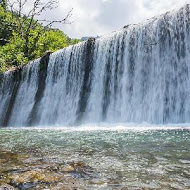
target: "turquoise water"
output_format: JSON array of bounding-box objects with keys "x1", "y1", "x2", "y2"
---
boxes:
[{"x1": 0, "y1": 127, "x2": 190, "y2": 189}]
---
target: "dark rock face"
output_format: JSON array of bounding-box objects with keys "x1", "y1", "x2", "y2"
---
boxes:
[
  {"x1": 0, "y1": 52, "x2": 51, "y2": 127},
  {"x1": 123, "y1": 25, "x2": 130, "y2": 29},
  {"x1": 1, "y1": 68, "x2": 23, "y2": 127},
  {"x1": 27, "y1": 52, "x2": 52, "y2": 126},
  {"x1": 77, "y1": 38, "x2": 95, "y2": 123},
  {"x1": 0, "y1": 74, "x2": 3, "y2": 81}
]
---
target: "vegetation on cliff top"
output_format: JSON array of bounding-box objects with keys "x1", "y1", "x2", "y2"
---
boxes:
[{"x1": 0, "y1": 0, "x2": 80, "y2": 73}]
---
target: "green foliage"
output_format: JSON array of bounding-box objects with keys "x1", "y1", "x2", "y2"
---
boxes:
[
  {"x1": 70, "y1": 38, "x2": 81, "y2": 45},
  {"x1": 0, "y1": 0, "x2": 7, "y2": 10},
  {"x1": 35, "y1": 30, "x2": 71, "y2": 58},
  {"x1": 0, "y1": 6, "x2": 14, "y2": 44},
  {"x1": 0, "y1": 5, "x2": 81, "y2": 73},
  {"x1": 0, "y1": 31, "x2": 29, "y2": 70}
]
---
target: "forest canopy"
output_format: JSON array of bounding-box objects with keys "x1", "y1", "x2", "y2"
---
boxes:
[{"x1": 0, "y1": 1, "x2": 80, "y2": 73}]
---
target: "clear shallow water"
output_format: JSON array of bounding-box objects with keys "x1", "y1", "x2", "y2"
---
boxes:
[{"x1": 0, "y1": 126, "x2": 190, "y2": 189}]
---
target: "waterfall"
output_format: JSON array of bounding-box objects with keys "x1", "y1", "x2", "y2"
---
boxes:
[{"x1": 0, "y1": 4, "x2": 190, "y2": 127}]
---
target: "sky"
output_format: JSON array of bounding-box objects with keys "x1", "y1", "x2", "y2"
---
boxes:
[{"x1": 24, "y1": 0, "x2": 190, "y2": 38}]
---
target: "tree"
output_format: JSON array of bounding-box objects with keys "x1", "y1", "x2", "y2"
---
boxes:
[
  {"x1": 5, "y1": 0, "x2": 73, "y2": 59},
  {"x1": 0, "y1": 5, "x2": 13, "y2": 45},
  {"x1": 0, "y1": 0, "x2": 80, "y2": 73},
  {"x1": 0, "y1": 0, "x2": 7, "y2": 10}
]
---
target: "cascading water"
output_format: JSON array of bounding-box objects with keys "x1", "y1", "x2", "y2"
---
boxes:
[{"x1": 0, "y1": 4, "x2": 190, "y2": 127}]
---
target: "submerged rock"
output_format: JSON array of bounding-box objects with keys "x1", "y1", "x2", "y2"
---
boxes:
[
  {"x1": 9, "y1": 170, "x2": 63, "y2": 184},
  {"x1": 61, "y1": 166, "x2": 75, "y2": 172},
  {"x1": 0, "y1": 184, "x2": 16, "y2": 190}
]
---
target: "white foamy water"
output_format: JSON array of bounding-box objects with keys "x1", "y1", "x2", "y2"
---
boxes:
[{"x1": 8, "y1": 123, "x2": 190, "y2": 133}]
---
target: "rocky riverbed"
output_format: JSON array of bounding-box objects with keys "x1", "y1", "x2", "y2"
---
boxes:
[
  {"x1": 0, "y1": 149, "x2": 93, "y2": 189},
  {"x1": 0, "y1": 128, "x2": 190, "y2": 190}
]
